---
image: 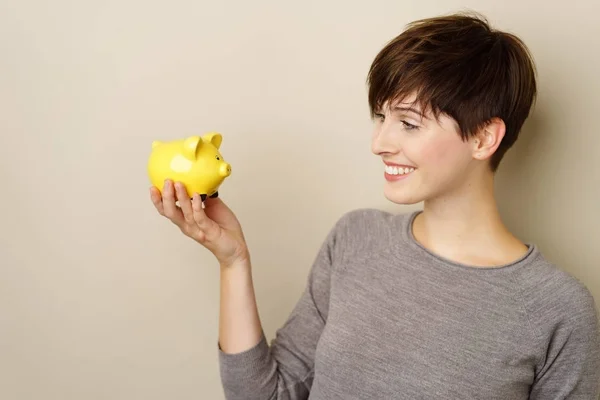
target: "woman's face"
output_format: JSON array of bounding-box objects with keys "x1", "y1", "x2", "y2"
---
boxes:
[{"x1": 371, "y1": 96, "x2": 482, "y2": 205}]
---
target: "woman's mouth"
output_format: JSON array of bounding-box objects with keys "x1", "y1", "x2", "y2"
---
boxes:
[{"x1": 384, "y1": 164, "x2": 415, "y2": 181}]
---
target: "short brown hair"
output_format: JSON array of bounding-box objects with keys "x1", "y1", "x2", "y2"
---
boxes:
[{"x1": 367, "y1": 12, "x2": 537, "y2": 171}]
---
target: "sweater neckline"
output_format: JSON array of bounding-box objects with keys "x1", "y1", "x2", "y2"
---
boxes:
[{"x1": 399, "y1": 210, "x2": 537, "y2": 272}]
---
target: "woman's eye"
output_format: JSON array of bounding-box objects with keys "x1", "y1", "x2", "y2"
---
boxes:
[
  {"x1": 402, "y1": 121, "x2": 418, "y2": 131},
  {"x1": 374, "y1": 113, "x2": 385, "y2": 121}
]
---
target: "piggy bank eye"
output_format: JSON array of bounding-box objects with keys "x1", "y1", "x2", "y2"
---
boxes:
[{"x1": 215, "y1": 155, "x2": 221, "y2": 160}]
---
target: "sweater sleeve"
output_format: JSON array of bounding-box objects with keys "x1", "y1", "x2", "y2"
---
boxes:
[
  {"x1": 528, "y1": 279, "x2": 600, "y2": 399},
  {"x1": 217, "y1": 217, "x2": 345, "y2": 400}
]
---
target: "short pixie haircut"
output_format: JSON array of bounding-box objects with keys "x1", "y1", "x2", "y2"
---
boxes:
[{"x1": 367, "y1": 12, "x2": 537, "y2": 171}]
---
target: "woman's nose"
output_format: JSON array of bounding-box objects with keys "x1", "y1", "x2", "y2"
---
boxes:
[{"x1": 371, "y1": 125, "x2": 398, "y2": 156}]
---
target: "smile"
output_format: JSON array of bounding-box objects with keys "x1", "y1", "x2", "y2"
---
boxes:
[{"x1": 384, "y1": 165, "x2": 415, "y2": 176}]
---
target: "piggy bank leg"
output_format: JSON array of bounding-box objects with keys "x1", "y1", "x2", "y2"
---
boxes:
[{"x1": 209, "y1": 191, "x2": 219, "y2": 198}]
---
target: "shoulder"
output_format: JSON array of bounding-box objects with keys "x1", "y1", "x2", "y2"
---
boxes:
[
  {"x1": 336, "y1": 207, "x2": 397, "y2": 226},
  {"x1": 520, "y1": 257, "x2": 597, "y2": 317},
  {"x1": 331, "y1": 207, "x2": 412, "y2": 238},
  {"x1": 516, "y1": 255, "x2": 600, "y2": 387},
  {"x1": 324, "y1": 207, "x2": 414, "y2": 256},
  {"x1": 516, "y1": 254, "x2": 599, "y2": 341},
  {"x1": 334, "y1": 207, "x2": 415, "y2": 228}
]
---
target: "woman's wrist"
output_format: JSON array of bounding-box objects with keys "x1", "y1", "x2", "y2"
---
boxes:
[{"x1": 219, "y1": 253, "x2": 251, "y2": 272}]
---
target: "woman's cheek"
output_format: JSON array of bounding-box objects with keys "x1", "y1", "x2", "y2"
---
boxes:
[{"x1": 419, "y1": 138, "x2": 461, "y2": 167}]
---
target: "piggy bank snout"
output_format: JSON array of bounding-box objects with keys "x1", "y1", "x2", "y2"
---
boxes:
[{"x1": 220, "y1": 162, "x2": 231, "y2": 177}]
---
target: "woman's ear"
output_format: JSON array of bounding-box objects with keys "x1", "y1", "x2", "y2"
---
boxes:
[{"x1": 472, "y1": 118, "x2": 506, "y2": 161}]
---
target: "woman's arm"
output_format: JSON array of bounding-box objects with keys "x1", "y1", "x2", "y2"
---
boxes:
[
  {"x1": 528, "y1": 281, "x2": 600, "y2": 399},
  {"x1": 218, "y1": 258, "x2": 263, "y2": 354},
  {"x1": 150, "y1": 180, "x2": 342, "y2": 399},
  {"x1": 217, "y1": 218, "x2": 340, "y2": 399}
]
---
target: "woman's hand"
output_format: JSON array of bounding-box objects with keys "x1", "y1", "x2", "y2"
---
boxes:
[{"x1": 150, "y1": 179, "x2": 249, "y2": 267}]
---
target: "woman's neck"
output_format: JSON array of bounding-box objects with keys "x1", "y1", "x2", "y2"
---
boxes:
[{"x1": 411, "y1": 174, "x2": 528, "y2": 267}]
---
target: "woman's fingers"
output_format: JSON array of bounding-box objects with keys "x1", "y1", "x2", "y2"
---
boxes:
[
  {"x1": 151, "y1": 183, "x2": 244, "y2": 264},
  {"x1": 192, "y1": 194, "x2": 219, "y2": 239},
  {"x1": 174, "y1": 182, "x2": 194, "y2": 224},
  {"x1": 149, "y1": 186, "x2": 164, "y2": 215},
  {"x1": 151, "y1": 180, "x2": 224, "y2": 246},
  {"x1": 161, "y1": 180, "x2": 185, "y2": 226}
]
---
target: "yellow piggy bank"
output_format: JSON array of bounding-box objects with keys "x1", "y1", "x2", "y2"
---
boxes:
[{"x1": 148, "y1": 132, "x2": 232, "y2": 201}]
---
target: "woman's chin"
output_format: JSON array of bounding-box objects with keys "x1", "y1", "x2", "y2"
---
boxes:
[{"x1": 383, "y1": 185, "x2": 421, "y2": 205}]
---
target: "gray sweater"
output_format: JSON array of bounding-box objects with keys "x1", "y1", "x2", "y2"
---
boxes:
[{"x1": 218, "y1": 209, "x2": 600, "y2": 399}]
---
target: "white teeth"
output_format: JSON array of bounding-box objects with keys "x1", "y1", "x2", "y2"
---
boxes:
[{"x1": 385, "y1": 165, "x2": 415, "y2": 175}]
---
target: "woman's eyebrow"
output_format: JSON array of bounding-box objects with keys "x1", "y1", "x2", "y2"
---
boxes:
[{"x1": 393, "y1": 106, "x2": 429, "y2": 120}]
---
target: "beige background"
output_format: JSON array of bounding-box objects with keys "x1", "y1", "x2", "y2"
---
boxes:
[{"x1": 1, "y1": 0, "x2": 599, "y2": 399}]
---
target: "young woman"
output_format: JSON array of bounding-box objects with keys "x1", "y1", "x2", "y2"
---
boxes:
[{"x1": 150, "y1": 12, "x2": 600, "y2": 399}]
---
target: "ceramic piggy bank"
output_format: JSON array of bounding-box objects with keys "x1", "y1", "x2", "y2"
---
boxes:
[{"x1": 147, "y1": 132, "x2": 231, "y2": 201}]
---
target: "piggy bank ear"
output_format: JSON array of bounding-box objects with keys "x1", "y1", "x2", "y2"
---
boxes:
[
  {"x1": 182, "y1": 136, "x2": 202, "y2": 160},
  {"x1": 202, "y1": 132, "x2": 223, "y2": 149}
]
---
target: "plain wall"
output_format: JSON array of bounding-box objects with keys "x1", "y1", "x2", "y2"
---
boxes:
[{"x1": 1, "y1": 0, "x2": 598, "y2": 399}]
